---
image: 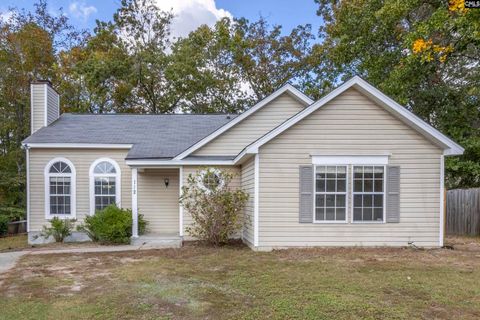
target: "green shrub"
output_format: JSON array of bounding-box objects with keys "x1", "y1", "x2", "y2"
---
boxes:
[
  {"x1": 0, "y1": 207, "x2": 25, "y2": 222},
  {"x1": 180, "y1": 168, "x2": 249, "y2": 246},
  {"x1": 40, "y1": 217, "x2": 75, "y2": 242},
  {"x1": 138, "y1": 214, "x2": 148, "y2": 235},
  {"x1": 78, "y1": 205, "x2": 148, "y2": 244},
  {"x1": 0, "y1": 215, "x2": 9, "y2": 236}
]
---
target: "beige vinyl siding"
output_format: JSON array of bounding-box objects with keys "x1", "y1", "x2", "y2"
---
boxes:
[
  {"x1": 138, "y1": 169, "x2": 179, "y2": 234},
  {"x1": 194, "y1": 93, "x2": 305, "y2": 156},
  {"x1": 29, "y1": 148, "x2": 132, "y2": 231},
  {"x1": 182, "y1": 166, "x2": 241, "y2": 239},
  {"x1": 240, "y1": 157, "x2": 255, "y2": 246},
  {"x1": 31, "y1": 84, "x2": 46, "y2": 134},
  {"x1": 46, "y1": 86, "x2": 59, "y2": 125},
  {"x1": 258, "y1": 88, "x2": 442, "y2": 248}
]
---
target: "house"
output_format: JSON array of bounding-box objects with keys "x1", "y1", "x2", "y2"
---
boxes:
[{"x1": 22, "y1": 77, "x2": 464, "y2": 250}]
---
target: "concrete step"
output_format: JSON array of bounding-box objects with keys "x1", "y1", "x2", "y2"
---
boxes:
[{"x1": 131, "y1": 234, "x2": 183, "y2": 248}]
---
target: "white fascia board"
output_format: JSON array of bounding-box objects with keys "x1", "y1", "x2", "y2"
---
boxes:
[
  {"x1": 245, "y1": 76, "x2": 464, "y2": 156},
  {"x1": 233, "y1": 148, "x2": 257, "y2": 164},
  {"x1": 126, "y1": 159, "x2": 235, "y2": 167},
  {"x1": 174, "y1": 84, "x2": 313, "y2": 160},
  {"x1": 444, "y1": 148, "x2": 464, "y2": 156},
  {"x1": 24, "y1": 143, "x2": 133, "y2": 149}
]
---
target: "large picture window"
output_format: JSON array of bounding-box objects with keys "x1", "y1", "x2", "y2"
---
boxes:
[
  {"x1": 353, "y1": 166, "x2": 385, "y2": 222},
  {"x1": 45, "y1": 158, "x2": 76, "y2": 219},
  {"x1": 314, "y1": 165, "x2": 347, "y2": 222},
  {"x1": 90, "y1": 158, "x2": 121, "y2": 214}
]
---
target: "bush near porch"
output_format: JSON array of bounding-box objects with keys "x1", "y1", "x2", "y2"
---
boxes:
[
  {"x1": 78, "y1": 206, "x2": 148, "y2": 244},
  {"x1": 180, "y1": 168, "x2": 249, "y2": 246}
]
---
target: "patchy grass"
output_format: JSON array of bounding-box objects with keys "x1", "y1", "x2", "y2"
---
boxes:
[
  {"x1": 0, "y1": 235, "x2": 100, "y2": 253},
  {"x1": 445, "y1": 235, "x2": 480, "y2": 250},
  {"x1": 1, "y1": 240, "x2": 480, "y2": 319},
  {"x1": 0, "y1": 234, "x2": 28, "y2": 251}
]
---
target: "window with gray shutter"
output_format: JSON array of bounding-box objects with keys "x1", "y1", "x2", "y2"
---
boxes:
[
  {"x1": 353, "y1": 166, "x2": 385, "y2": 222},
  {"x1": 299, "y1": 165, "x2": 313, "y2": 223},
  {"x1": 386, "y1": 166, "x2": 400, "y2": 223},
  {"x1": 314, "y1": 166, "x2": 347, "y2": 222}
]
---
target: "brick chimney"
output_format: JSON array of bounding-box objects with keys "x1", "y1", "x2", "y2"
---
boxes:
[{"x1": 30, "y1": 80, "x2": 60, "y2": 134}]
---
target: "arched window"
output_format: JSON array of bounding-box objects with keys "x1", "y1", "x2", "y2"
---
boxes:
[
  {"x1": 196, "y1": 168, "x2": 224, "y2": 194},
  {"x1": 89, "y1": 158, "x2": 121, "y2": 214},
  {"x1": 44, "y1": 158, "x2": 76, "y2": 219}
]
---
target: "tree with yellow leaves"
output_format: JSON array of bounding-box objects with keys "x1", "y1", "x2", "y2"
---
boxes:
[{"x1": 312, "y1": 0, "x2": 480, "y2": 188}]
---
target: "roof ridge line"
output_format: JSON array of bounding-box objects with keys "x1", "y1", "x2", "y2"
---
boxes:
[{"x1": 62, "y1": 113, "x2": 239, "y2": 116}]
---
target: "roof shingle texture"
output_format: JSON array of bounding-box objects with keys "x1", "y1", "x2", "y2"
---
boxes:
[{"x1": 23, "y1": 114, "x2": 236, "y2": 159}]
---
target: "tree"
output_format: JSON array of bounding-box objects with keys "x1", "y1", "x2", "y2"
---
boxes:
[
  {"x1": 56, "y1": 23, "x2": 134, "y2": 113},
  {"x1": 169, "y1": 17, "x2": 315, "y2": 113},
  {"x1": 170, "y1": 18, "x2": 253, "y2": 113},
  {"x1": 0, "y1": 0, "x2": 82, "y2": 218},
  {"x1": 113, "y1": 0, "x2": 178, "y2": 113},
  {"x1": 232, "y1": 17, "x2": 314, "y2": 101},
  {"x1": 314, "y1": 0, "x2": 480, "y2": 188}
]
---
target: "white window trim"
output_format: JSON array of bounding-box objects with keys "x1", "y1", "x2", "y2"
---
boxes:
[
  {"x1": 44, "y1": 157, "x2": 76, "y2": 220},
  {"x1": 351, "y1": 165, "x2": 387, "y2": 224},
  {"x1": 89, "y1": 158, "x2": 122, "y2": 215},
  {"x1": 313, "y1": 165, "x2": 349, "y2": 224},
  {"x1": 196, "y1": 168, "x2": 225, "y2": 193}
]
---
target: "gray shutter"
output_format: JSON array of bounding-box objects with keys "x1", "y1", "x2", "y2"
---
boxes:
[
  {"x1": 299, "y1": 165, "x2": 313, "y2": 223},
  {"x1": 386, "y1": 166, "x2": 400, "y2": 223}
]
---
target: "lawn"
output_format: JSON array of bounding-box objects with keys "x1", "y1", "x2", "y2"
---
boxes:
[
  {"x1": 1, "y1": 239, "x2": 480, "y2": 320},
  {"x1": 0, "y1": 234, "x2": 29, "y2": 252},
  {"x1": 0, "y1": 234, "x2": 98, "y2": 253}
]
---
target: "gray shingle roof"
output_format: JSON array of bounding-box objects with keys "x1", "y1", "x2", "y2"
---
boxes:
[
  {"x1": 183, "y1": 155, "x2": 236, "y2": 161},
  {"x1": 23, "y1": 113, "x2": 236, "y2": 159}
]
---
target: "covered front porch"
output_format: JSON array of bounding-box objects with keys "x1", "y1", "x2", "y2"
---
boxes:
[{"x1": 130, "y1": 166, "x2": 184, "y2": 247}]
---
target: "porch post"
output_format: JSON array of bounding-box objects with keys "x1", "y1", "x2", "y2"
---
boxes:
[
  {"x1": 179, "y1": 166, "x2": 184, "y2": 237},
  {"x1": 132, "y1": 167, "x2": 138, "y2": 238}
]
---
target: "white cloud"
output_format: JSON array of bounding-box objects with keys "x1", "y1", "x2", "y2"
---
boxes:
[
  {"x1": 154, "y1": 0, "x2": 232, "y2": 39},
  {"x1": 69, "y1": 1, "x2": 97, "y2": 21},
  {"x1": 0, "y1": 10, "x2": 13, "y2": 23}
]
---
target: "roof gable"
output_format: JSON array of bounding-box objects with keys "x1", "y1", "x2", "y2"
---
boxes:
[
  {"x1": 241, "y1": 76, "x2": 464, "y2": 157},
  {"x1": 191, "y1": 92, "x2": 306, "y2": 156},
  {"x1": 174, "y1": 84, "x2": 313, "y2": 159}
]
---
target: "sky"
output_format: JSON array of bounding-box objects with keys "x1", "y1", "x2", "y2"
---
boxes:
[{"x1": 0, "y1": 0, "x2": 322, "y2": 38}]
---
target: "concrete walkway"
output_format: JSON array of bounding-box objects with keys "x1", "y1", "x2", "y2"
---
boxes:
[
  {"x1": 0, "y1": 244, "x2": 164, "y2": 275},
  {"x1": 0, "y1": 251, "x2": 26, "y2": 274}
]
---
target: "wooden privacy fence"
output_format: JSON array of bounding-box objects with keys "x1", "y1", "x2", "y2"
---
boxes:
[{"x1": 446, "y1": 188, "x2": 480, "y2": 236}]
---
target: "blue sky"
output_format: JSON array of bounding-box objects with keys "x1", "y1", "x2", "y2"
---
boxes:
[{"x1": 0, "y1": 0, "x2": 322, "y2": 38}]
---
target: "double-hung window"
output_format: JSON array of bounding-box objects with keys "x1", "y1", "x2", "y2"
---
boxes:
[
  {"x1": 353, "y1": 166, "x2": 385, "y2": 222},
  {"x1": 45, "y1": 158, "x2": 76, "y2": 219},
  {"x1": 90, "y1": 159, "x2": 121, "y2": 214},
  {"x1": 314, "y1": 165, "x2": 347, "y2": 222}
]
